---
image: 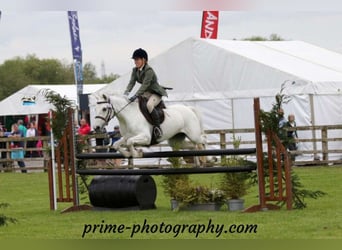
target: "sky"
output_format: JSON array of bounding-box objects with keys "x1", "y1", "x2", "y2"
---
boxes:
[{"x1": 1, "y1": 1, "x2": 342, "y2": 77}]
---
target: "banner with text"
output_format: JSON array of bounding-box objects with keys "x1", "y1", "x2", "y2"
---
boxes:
[
  {"x1": 200, "y1": 11, "x2": 219, "y2": 39},
  {"x1": 67, "y1": 10, "x2": 83, "y2": 97}
]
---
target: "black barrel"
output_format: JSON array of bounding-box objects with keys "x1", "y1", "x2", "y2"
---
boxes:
[{"x1": 88, "y1": 175, "x2": 157, "y2": 209}]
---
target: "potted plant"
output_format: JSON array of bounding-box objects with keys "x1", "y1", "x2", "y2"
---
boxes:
[
  {"x1": 179, "y1": 185, "x2": 226, "y2": 211},
  {"x1": 161, "y1": 150, "x2": 190, "y2": 210},
  {"x1": 162, "y1": 174, "x2": 190, "y2": 210},
  {"x1": 162, "y1": 145, "x2": 226, "y2": 211},
  {"x1": 219, "y1": 135, "x2": 253, "y2": 211},
  {"x1": 220, "y1": 170, "x2": 251, "y2": 211},
  {"x1": 220, "y1": 142, "x2": 253, "y2": 210},
  {"x1": 162, "y1": 170, "x2": 226, "y2": 211}
]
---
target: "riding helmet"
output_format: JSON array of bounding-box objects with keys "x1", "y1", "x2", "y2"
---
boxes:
[{"x1": 132, "y1": 48, "x2": 148, "y2": 61}]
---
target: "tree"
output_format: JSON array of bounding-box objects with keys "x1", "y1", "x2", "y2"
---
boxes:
[
  {"x1": 82, "y1": 62, "x2": 97, "y2": 83},
  {"x1": 97, "y1": 73, "x2": 120, "y2": 83},
  {"x1": 0, "y1": 57, "x2": 28, "y2": 99},
  {"x1": 258, "y1": 88, "x2": 326, "y2": 209},
  {"x1": 242, "y1": 33, "x2": 285, "y2": 41},
  {"x1": 0, "y1": 55, "x2": 120, "y2": 101},
  {"x1": 0, "y1": 55, "x2": 74, "y2": 100}
]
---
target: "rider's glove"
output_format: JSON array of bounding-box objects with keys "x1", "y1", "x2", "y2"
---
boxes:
[{"x1": 129, "y1": 95, "x2": 138, "y2": 102}]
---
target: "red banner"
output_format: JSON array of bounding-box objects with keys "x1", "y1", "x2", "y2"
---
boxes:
[{"x1": 200, "y1": 11, "x2": 219, "y2": 39}]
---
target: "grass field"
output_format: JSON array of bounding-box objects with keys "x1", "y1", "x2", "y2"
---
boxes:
[{"x1": 0, "y1": 166, "x2": 341, "y2": 239}]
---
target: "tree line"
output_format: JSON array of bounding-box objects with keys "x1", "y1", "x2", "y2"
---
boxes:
[{"x1": 0, "y1": 54, "x2": 120, "y2": 101}]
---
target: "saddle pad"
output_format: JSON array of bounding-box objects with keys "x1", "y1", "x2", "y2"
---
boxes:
[{"x1": 138, "y1": 96, "x2": 165, "y2": 125}]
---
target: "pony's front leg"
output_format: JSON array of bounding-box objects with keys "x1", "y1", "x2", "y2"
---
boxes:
[
  {"x1": 113, "y1": 137, "x2": 131, "y2": 158},
  {"x1": 113, "y1": 137, "x2": 126, "y2": 150},
  {"x1": 126, "y1": 133, "x2": 151, "y2": 158}
]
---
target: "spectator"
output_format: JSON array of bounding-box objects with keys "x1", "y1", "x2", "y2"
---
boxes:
[
  {"x1": 0, "y1": 123, "x2": 6, "y2": 166},
  {"x1": 286, "y1": 114, "x2": 298, "y2": 151},
  {"x1": 278, "y1": 108, "x2": 287, "y2": 129},
  {"x1": 78, "y1": 118, "x2": 91, "y2": 135},
  {"x1": 17, "y1": 119, "x2": 27, "y2": 138},
  {"x1": 9, "y1": 123, "x2": 26, "y2": 173},
  {"x1": 77, "y1": 118, "x2": 91, "y2": 151},
  {"x1": 42, "y1": 113, "x2": 52, "y2": 136},
  {"x1": 277, "y1": 108, "x2": 287, "y2": 140},
  {"x1": 109, "y1": 125, "x2": 122, "y2": 147},
  {"x1": 26, "y1": 122, "x2": 38, "y2": 157},
  {"x1": 0, "y1": 122, "x2": 5, "y2": 134}
]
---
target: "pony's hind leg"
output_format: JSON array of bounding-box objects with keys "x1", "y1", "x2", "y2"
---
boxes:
[
  {"x1": 184, "y1": 127, "x2": 207, "y2": 145},
  {"x1": 186, "y1": 132, "x2": 216, "y2": 167}
]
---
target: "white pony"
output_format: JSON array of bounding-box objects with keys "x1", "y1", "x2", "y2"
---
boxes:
[{"x1": 93, "y1": 93, "x2": 207, "y2": 159}]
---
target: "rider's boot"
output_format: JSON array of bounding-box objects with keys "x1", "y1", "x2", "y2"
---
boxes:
[{"x1": 150, "y1": 109, "x2": 163, "y2": 139}]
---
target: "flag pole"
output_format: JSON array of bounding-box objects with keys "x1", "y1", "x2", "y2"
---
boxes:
[{"x1": 49, "y1": 110, "x2": 57, "y2": 210}]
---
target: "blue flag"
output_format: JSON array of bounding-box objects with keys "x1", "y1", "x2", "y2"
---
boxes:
[
  {"x1": 67, "y1": 11, "x2": 82, "y2": 61},
  {"x1": 67, "y1": 11, "x2": 83, "y2": 96}
]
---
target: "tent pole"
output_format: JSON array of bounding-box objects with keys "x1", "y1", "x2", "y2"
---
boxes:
[
  {"x1": 49, "y1": 111, "x2": 57, "y2": 210},
  {"x1": 231, "y1": 98, "x2": 235, "y2": 130},
  {"x1": 309, "y1": 94, "x2": 318, "y2": 160}
]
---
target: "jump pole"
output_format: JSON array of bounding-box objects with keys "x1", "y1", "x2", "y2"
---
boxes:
[
  {"x1": 76, "y1": 148, "x2": 256, "y2": 160},
  {"x1": 76, "y1": 165, "x2": 257, "y2": 176}
]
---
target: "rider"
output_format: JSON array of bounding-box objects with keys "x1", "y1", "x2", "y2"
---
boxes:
[{"x1": 124, "y1": 48, "x2": 167, "y2": 139}]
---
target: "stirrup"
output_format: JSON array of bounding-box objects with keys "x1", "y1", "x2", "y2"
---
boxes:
[{"x1": 153, "y1": 126, "x2": 163, "y2": 138}]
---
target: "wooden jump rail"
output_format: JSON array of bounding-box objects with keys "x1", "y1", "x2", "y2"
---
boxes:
[{"x1": 48, "y1": 98, "x2": 293, "y2": 212}]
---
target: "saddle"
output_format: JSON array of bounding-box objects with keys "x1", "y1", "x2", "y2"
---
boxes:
[{"x1": 138, "y1": 96, "x2": 166, "y2": 125}]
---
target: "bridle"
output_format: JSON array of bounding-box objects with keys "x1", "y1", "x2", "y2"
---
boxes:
[
  {"x1": 94, "y1": 100, "x2": 114, "y2": 124},
  {"x1": 95, "y1": 98, "x2": 132, "y2": 124}
]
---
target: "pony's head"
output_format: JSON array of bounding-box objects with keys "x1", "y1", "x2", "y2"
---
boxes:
[{"x1": 93, "y1": 94, "x2": 114, "y2": 132}]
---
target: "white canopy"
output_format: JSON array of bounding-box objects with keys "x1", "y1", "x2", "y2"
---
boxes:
[
  {"x1": 0, "y1": 84, "x2": 106, "y2": 116},
  {"x1": 94, "y1": 37, "x2": 342, "y2": 126},
  {"x1": 92, "y1": 37, "x2": 342, "y2": 161}
]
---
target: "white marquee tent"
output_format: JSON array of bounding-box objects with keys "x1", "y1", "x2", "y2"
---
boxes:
[
  {"x1": 0, "y1": 84, "x2": 106, "y2": 116},
  {"x1": 91, "y1": 37, "x2": 342, "y2": 161}
]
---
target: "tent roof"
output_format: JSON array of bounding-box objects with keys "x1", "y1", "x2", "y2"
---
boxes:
[
  {"x1": 95, "y1": 37, "x2": 342, "y2": 101},
  {"x1": 205, "y1": 39, "x2": 342, "y2": 82},
  {"x1": 0, "y1": 84, "x2": 106, "y2": 116}
]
